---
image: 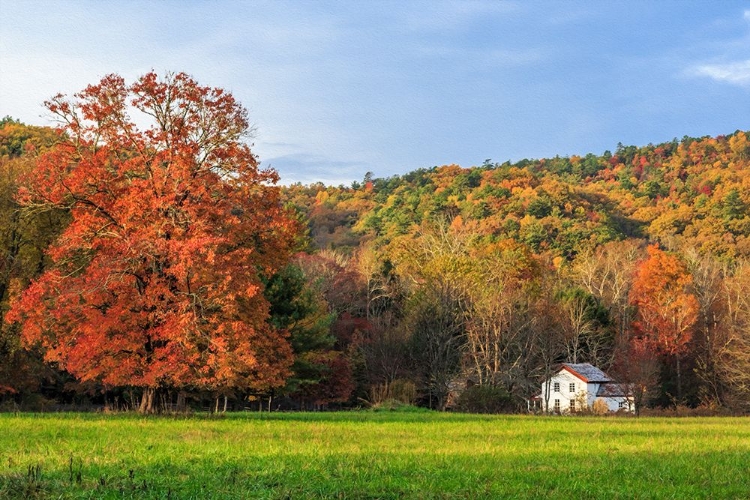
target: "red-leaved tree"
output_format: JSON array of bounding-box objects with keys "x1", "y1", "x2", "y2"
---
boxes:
[{"x1": 8, "y1": 72, "x2": 299, "y2": 411}]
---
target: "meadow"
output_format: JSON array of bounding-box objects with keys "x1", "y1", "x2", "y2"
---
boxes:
[{"x1": 1, "y1": 410, "x2": 749, "y2": 499}]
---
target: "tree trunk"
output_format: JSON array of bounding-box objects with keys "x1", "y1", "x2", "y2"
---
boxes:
[
  {"x1": 543, "y1": 377, "x2": 552, "y2": 414},
  {"x1": 139, "y1": 387, "x2": 155, "y2": 414},
  {"x1": 127, "y1": 390, "x2": 137, "y2": 411},
  {"x1": 176, "y1": 391, "x2": 186, "y2": 412},
  {"x1": 676, "y1": 357, "x2": 682, "y2": 404},
  {"x1": 223, "y1": 395, "x2": 228, "y2": 413}
]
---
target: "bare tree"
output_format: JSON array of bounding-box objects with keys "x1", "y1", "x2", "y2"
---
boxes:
[
  {"x1": 684, "y1": 248, "x2": 726, "y2": 406},
  {"x1": 464, "y1": 279, "x2": 534, "y2": 394},
  {"x1": 573, "y1": 239, "x2": 642, "y2": 344},
  {"x1": 555, "y1": 286, "x2": 611, "y2": 366},
  {"x1": 717, "y1": 259, "x2": 750, "y2": 412}
]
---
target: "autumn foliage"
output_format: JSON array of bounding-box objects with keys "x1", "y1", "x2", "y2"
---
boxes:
[
  {"x1": 629, "y1": 245, "x2": 698, "y2": 358},
  {"x1": 7, "y1": 73, "x2": 299, "y2": 409}
]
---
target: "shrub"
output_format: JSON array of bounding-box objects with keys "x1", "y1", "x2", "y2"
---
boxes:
[{"x1": 591, "y1": 399, "x2": 609, "y2": 415}]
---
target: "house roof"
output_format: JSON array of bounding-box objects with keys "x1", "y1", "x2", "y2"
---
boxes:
[
  {"x1": 596, "y1": 383, "x2": 631, "y2": 398},
  {"x1": 561, "y1": 363, "x2": 613, "y2": 383}
]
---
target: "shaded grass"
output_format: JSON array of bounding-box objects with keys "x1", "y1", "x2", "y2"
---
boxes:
[{"x1": 1, "y1": 412, "x2": 749, "y2": 498}]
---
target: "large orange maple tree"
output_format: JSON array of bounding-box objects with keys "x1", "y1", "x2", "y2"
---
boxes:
[
  {"x1": 8, "y1": 73, "x2": 298, "y2": 410},
  {"x1": 629, "y1": 245, "x2": 698, "y2": 401}
]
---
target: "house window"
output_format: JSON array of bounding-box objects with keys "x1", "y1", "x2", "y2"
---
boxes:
[
  {"x1": 570, "y1": 399, "x2": 575, "y2": 412},
  {"x1": 569, "y1": 383, "x2": 576, "y2": 393},
  {"x1": 618, "y1": 401, "x2": 626, "y2": 409},
  {"x1": 554, "y1": 382, "x2": 560, "y2": 392},
  {"x1": 554, "y1": 399, "x2": 560, "y2": 412}
]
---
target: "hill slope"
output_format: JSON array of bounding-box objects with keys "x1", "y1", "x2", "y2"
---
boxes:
[{"x1": 284, "y1": 131, "x2": 750, "y2": 258}]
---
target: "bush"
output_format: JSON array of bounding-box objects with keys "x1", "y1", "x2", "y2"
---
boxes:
[
  {"x1": 591, "y1": 399, "x2": 609, "y2": 415},
  {"x1": 455, "y1": 385, "x2": 513, "y2": 414}
]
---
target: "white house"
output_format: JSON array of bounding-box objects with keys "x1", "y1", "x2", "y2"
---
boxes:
[{"x1": 529, "y1": 363, "x2": 634, "y2": 414}]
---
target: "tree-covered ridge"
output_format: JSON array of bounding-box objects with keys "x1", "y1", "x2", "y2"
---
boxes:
[{"x1": 285, "y1": 131, "x2": 750, "y2": 259}]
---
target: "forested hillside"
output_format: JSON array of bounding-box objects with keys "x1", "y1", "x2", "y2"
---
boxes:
[
  {"x1": 2, "y1": 112, "x2": 750, "y2": 413},
  {"x1": 287, "y1": 133, "x2": 750, "y2": 258},
  {"x1": 281, "y1": 131, "x2": 750, "y2": 412}
]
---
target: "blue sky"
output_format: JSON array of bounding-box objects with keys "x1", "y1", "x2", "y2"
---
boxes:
[{"x1": 1, "y1": 1, "x2": 749, "y2": 185}]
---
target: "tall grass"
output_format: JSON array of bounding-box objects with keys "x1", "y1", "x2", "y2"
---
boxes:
[{"x1": 1, "y1": 411, "x2": 748, "y2": 498}]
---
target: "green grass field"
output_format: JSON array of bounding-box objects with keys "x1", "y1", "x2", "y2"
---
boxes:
[{"x1": 1, "y1": 410, "x2": 749, "y2": 499}]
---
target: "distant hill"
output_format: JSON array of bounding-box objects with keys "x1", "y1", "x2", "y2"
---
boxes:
[{"x1": 282, "y1": 131, "x2": 750, "y2": 259}]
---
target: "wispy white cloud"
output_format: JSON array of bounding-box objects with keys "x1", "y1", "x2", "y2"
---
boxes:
[
  {"x1": 683, "y1": 9, "x2": 750, "y2": 88},
  {"x1": 690, "y1": 60, "x2": 750, "y2": 86}
]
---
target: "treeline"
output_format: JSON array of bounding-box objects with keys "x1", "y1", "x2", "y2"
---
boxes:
[
  {"x1": 2, "y1": 110, "x2": 750, "y2": 413},
  {"x1": 270, "y1": 229, "x2": 750, "y2": 414},
  {"x1": 280, "y1": 131, "x2": 750, "y2": 413}
]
